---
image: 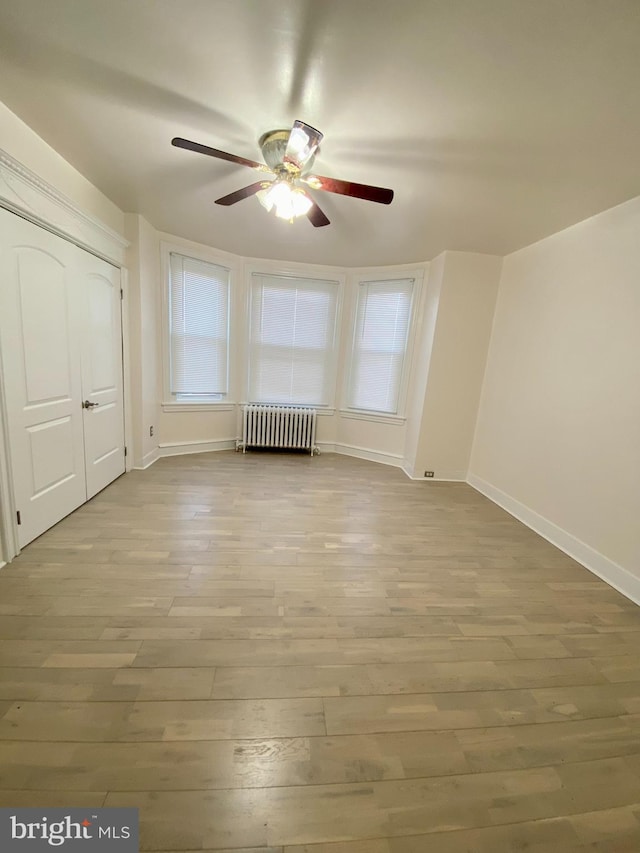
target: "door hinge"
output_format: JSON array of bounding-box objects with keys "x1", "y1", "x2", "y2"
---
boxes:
[
  {"x1": 120, "y1": 288, "x2": 123, "y2": 300},
  {"x1": 16, "y1": 510, "x2": 21, "y2": 526},
  {"x1": 124, "y1": 446, "x2": 127, "y2": 458}
]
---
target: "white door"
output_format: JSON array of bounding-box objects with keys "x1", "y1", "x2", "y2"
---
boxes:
[
  {"x1": 78, "y1": 251, "x2": 125, "y2": 499},
  {"x1": 0, "y1": 208, "x2": 126, "y2": 547},
  {"x1": 0, "y1": 212, "x2": 87, "y2": 547}
]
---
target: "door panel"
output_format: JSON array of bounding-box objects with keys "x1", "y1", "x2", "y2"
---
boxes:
[
  {"x1": 0, "y1": 213, "x2": 86, "y2": 547},
  {"x1": 28, "y1": 415, "x2": 77, "y2": 495},
  {"x1": 19, "y1": 250, "x2": 74, "y2": 403},
  {"x1": 78, "y1": 252, "x2": 125, "y2": 499}
]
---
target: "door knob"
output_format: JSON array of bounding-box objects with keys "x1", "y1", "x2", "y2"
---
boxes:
[{"x1": 82, "y1": 400, "x2": 99, "y2": 409}]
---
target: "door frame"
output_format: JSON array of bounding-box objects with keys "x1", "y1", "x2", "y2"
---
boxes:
[{"x1": 0, "y1": 155, "x2": 131, "y2": 563}]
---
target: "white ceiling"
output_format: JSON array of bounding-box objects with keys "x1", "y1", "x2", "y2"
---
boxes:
[{"x1": 1, "y1": 0, "x2": 639, "y2": 267}]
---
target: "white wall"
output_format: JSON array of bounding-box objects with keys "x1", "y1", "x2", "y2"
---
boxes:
[
  {"x1": 124, "y1": 214, "x2": 161, "y2": 468},
  {"x1": 404, "y1": 253, "x2": 445, "y2": 475},
  {"x1": 470, "y1": 196, "x2": 640, "y2": 599},
  {"x1": 0, "y1": 102, "x2": 124, "y2": 234},
  {"x1": 406, "y1": 251, "x2": 502, "y2": 480},
  {"x1": 139, "y1": 218, "x2": 161, "y2": 462}
]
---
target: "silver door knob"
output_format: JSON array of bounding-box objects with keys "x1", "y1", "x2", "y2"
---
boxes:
[{"x1": 82, "y1": 400, "x2": 99, "y2": 409}]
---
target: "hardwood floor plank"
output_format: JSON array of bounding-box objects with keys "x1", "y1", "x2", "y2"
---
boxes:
[{"x1": 0, "y1": 698, "x2": 326, "y2": 741}]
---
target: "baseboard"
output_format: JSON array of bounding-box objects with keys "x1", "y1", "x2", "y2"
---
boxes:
[
  {"x1": 316, "y1": 442, "x2": 336, "y2": 455},
  {"x1": 139, "y1": 439, "x2": 401, "y2": 468},
  {"x1": 158, "y1": 438, "x2": 237, "y2": 457},
  {"x1": 133, "y1": 448, "x2": 160, "y2": 470},
  {"x1": 467, "y1": 473, "x2": 640, "y2": 606},
  {"x1": 0, "y1": 561, "x2": 6, "y2": 571},
  {"x1": 135, "y1": 438, "x2": 462, "y2": 485},
  {"x1": 327, "y1": 443, "x2": 404, "y2": 469},
  {"x1": 401, "y1": 459, "x2": 467, "y2": 481},
  {"x1": 401, "y1": 464, "x2": 466, "y2": 482}
]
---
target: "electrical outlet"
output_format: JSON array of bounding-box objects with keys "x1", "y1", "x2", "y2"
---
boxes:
[
  {"x1": 424, "y1": 470, "x2": 434, "y2": 478},
  {"x1": 150, "y1": 425, "x2": 154, "y2": 437}
]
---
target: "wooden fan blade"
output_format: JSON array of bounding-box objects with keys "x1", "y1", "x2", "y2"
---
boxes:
[
  {"x1": 303, "y1": 174, "x2": 394, "y2": 205},
  {"x1": 306, "y1": 199, "x2": 330, "y2": 227},
  {"x1": 215, "y1": 182, "x2": 269, "y2": 206},
  {"x1": 172, "y1": 137, "x2": 271, "y2": 172}
]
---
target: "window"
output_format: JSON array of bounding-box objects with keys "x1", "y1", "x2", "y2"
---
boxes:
[
  {"x1": 248, "y1": 273, "x2": 339, "y2": 406},
  {"x1": 168, "y1": 252, "x2": 230, "y2": 401},
  {"x1": 347, "y1": 278, "x2": 414, "y2": 414}
]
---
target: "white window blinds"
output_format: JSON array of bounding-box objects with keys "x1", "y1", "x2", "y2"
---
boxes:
[
  {"x1": 169, "y1": 252, "x2": 230, "y2": 396},
  {"x1": 348, "y1": 278, "x2": 414, "y2": 414},
  {"x1": 248, "y1": 274, "x2": 339, "y2": 406}
]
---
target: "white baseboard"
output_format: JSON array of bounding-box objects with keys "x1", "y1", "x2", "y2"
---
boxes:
[
  {"x1": 467, "y1": 473, "x2": 640, "y2": 606},
  {"x1": 139, "y1": 439, "x2": 401, "y2": 467},
  {"x1": 158, "y1": 438, "x2": 237, "y2": 457},
  {"x1": 316, "y1": 442, "x2": 336, "y2": 456},
  {"x1": 133, "y1": 447, "x2": 160, "y2": 470},
  {"x1": 245, "y1": 442, "x2": 465, "y2": 480},
  {"x1": 134, "y1": 437, "x2": 463, "y2": 487},
  {"x1": 322, "y1": 442, "x2": 404, "y2": 469},
  {"x1": 402, "y1": 465, "x2": 466, "y2": 482},
  {"x1": 0, "y1": 561, "x2": 6, "y2": 571}
]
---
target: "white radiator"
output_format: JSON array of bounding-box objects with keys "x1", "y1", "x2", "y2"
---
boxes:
[{"x1": 241, "y1": 405, "x2": 317, "y2": 455}]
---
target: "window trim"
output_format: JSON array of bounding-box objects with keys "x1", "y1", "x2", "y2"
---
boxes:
[
  {"x1": 161, "y1": 240, "x2": 239, "y2": 409},
  {"x1": 341, "y1": 267, "x2": 424, "y2": 421},
  {"x1": 161, "y1": 402, "x2": 236, "y2": 413}
]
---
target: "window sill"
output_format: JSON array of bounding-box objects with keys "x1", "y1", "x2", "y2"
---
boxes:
[
  {"x1": 338, "y1": 409, "x2": 406, "y2": 426},
  {"x1": 162, "y1": 402, "x2": 338, "y2": 415},
  {"x1": 161, "y1": 402, "x2": 236, "y2": 413}
]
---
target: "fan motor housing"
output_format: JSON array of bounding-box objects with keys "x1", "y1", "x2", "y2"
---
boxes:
[{"x1": 259, "y1": 129, "x2": 317, "y2": 175}]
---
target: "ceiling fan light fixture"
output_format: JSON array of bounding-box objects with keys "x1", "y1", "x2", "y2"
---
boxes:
[
  {"x1": 289, "y1": 188, "x2": 313, "y2": 217},
  {"x1": 256, "y1": 188, "x2": 274, "y2": 212},
  {"x1": 256, "y1": 180, "x2": 289, "y2": 214},
  {"x1": 257, "y1": 181, "x2": 312, "y2": 221},
  {"x1": 273, "y1": 186, "x2": 313, "y2": 221},
  {"x1": 284, "y1": 120, "x2": 323, "y2": 170}
]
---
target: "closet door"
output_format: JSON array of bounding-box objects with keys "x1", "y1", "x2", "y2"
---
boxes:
[
  {"x1": 77, "y1": 250, "x2": 125, "y2": 499},
  {"x1": 0, "y1": 211, "x2": 86, "y2": 547}
]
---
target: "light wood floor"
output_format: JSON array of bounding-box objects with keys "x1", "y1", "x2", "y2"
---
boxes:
[{"x1": 1, "y1": 451, "x2": 640, "y2": 852}]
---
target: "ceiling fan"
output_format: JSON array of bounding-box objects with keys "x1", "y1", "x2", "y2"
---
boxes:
[{"x1": 171, "y1": 120, "x2": 394, "y2": 227}]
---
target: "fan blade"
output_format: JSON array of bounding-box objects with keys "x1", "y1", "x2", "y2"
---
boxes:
[
  {"x1": 306, "y1": 199, "x2": 330, "y2": 227},
  {"x1": 172, "y1": 137, "x2": 271, "y2": 172},
  {"x1": 215, "y1": 182, "x2": 269, "y2": 206},
  {"x1": 284, "y1": 120, "x2": 324, "y2": 170},
  {"x1": 303, "y1": 174, "x2": 394, "y2": 205}
]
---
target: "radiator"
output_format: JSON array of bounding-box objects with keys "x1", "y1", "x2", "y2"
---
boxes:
[{"x1": 241, "y1": 405, "x2": 317, "y2": 455}]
